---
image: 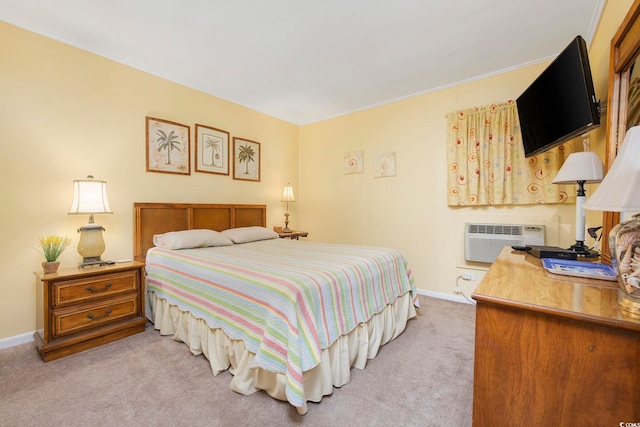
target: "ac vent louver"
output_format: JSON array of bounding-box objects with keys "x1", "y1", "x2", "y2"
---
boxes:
[
  {"x1": 464, "y1": 223, "x2": 545, "y2": 263},
  {"x1": 467, "y1": 224, "x2": 523, "y2": 236}
]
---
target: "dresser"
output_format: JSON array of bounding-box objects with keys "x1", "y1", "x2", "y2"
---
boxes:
[
  {"x1": 472, "y1": 248, "x2": 640, "y2": 426},
  {"x1": 34, "y1": 261, "x2": 147, "y2": 362}
]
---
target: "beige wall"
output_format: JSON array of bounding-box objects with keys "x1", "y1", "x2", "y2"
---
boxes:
[
  {"x1": 0, "y1": 0, "x2": 634, "y2": 341},
  {"x1": 0, "y1": 22, "x2": 299, "y2": 339},
  {"x1": 298, "y1": 0, "x2": 634, "y2": 297}
]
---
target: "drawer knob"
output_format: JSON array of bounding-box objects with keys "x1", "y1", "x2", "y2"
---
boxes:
[
  {"x1": 87, "y1": 308, "x2": 112, "y2": 321},
  {"x1": 85, "y1": 282, "x2": 112, "y2": 293}
]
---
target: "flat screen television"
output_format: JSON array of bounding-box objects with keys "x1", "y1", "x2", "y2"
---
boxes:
[{"x1": 516, "y1": 35, "x2": 600, "y2": 157}]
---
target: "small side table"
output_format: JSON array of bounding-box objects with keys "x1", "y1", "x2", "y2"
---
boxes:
[
  {"x1": 278, "y1": 230, "x2": 309, "y2": 240},
  {"x1": 34, "y1": 261, "x2": 147, "y2": 362}
]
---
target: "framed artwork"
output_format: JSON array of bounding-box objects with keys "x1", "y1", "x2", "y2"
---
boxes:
[
  {"x1": 195, "y1": 124, "x2": 229, "y2": 175},
  {"x1": 374, "y1": 152, "x2": 396, "y2": 177},
  {"x1": 146, "y1": 117, "x2": 190, "y2": 175},
  {"x1": 232, "y1": 137, "x2": 261, "y2": 182},
  {"x1": 344, "y1": 150, "x2": 364, "y2": 174}
]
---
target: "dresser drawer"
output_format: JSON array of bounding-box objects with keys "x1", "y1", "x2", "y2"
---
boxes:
[
  {"x1": 52, "y1": 270, "x2": 138, "y2": 307},
  {"x1": 51, "y1": 294, "x2": 139, "y2": 338}
]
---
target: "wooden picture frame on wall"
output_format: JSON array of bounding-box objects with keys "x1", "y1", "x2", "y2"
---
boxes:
[
  {"x1": 146, "y1": 117, "x2": 190, "y2": 175},
  {"x1": 373, "y1": 152, "x2": 396, "y2": 177},
  {"x1": 195, "y1": 124, "x2": 230, "y2": 175},
  {"x1": 232, "y1": 137, "x2": 261, "y2": 182},
  {"x1": 344, "y1": 150, "x2": 364, "y2": 174}
]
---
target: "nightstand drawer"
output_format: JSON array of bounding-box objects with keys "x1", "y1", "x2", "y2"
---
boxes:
[
  {"x1": 52, "y1": 270, "x2": 138, "y2": 307},
  {"x1": 52, "y1": 294, "x2": 139, "y2": 338}
]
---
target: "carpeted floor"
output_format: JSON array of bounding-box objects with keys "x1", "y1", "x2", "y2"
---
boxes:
[{"x1": 0, "y1": 296, "x2": 476, "y2": 427}]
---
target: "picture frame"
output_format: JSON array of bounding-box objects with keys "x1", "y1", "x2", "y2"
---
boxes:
[
  {"x1": 195, "y1": 124, "x2": 230, "y2": 175},
  {"x1": 344, "y1": 150, "x2": 364, "y2": 174},
  {"x1": 373, "y1": 152, "x2": 396, "y2": 177},
  {"x1": 233, "y1": 137, "x2": 261, "y2": 182},
  {"x1": 146, "y1": 117, "x2": 190, "y2": 175}
]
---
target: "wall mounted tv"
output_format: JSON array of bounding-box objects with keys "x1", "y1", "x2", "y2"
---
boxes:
[{"x1": 516, "y1": 35, "x2": 600, "y2": 158}]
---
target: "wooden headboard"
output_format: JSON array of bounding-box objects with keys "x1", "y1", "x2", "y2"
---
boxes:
[{"x1": 133, "y1": 202, "x2": 267, "y2": 262}]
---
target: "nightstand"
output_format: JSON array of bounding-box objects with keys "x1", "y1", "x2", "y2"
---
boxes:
[
  {"x1": 34, "y1": 261, "x2": 147, "y2": 362},
  {"x1": 278, "y1": 230, "x2": 309, "y2": 240}
]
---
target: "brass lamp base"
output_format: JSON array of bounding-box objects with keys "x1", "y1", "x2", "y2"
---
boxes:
[
  {"x1": 77, "y1": 220, "x2": 108, "y2": 268},
  {"x1": 282, "y1": 211, "x2": 292, "y2": 233}
]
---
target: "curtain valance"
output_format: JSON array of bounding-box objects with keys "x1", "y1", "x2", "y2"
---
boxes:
[{"x1": 446, "y1": 100, "x2": 576, "y2": 206}]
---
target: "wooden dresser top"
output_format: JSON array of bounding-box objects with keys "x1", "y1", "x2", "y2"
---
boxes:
[{"x1": 472, "y1": 247, "x2": 640, "y2": 332}]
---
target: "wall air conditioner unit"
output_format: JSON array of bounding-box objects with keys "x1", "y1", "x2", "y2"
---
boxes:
[{"x1": 464, "y1": 223, "x2": 545, "y2": 263}]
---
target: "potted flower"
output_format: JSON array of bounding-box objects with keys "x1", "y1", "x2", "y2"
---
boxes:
[{"x1": 38, "y1": 235, "x2": 72, "y2": 274}]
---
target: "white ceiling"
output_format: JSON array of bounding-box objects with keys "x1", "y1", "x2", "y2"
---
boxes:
[{"x1": 1, "y1": 0, "x2": 606, "y2": 125}]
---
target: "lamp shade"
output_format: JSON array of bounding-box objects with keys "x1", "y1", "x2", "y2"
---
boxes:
[
  {"x1": 552, "y1": 152, "x2": 604, "y2": 185},
  {"x1": 68, "y1": 176, "x2": 113, "y2": 215},
  {"x1": 584, "y1": 126, "x2": 640, "y2": 212},
  {"x1": 281, "y1": 184, "x2": 295, "y2": 202}
]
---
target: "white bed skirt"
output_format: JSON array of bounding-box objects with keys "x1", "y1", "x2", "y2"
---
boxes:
[{"x1": 148, "y1": 291, "x2": 417, "y2": 414}]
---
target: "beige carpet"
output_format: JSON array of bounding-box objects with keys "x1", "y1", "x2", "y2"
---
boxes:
[{"x1": 0, "y1": 296, "x2": 475, "y2": 427}]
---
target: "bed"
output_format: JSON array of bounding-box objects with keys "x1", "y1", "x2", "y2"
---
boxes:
[{"x1": 134, "y1": 202, "x2": 419, "y2": 414}]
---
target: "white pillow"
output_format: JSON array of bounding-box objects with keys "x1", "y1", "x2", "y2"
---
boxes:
[
  {"x1": 221, "y1": 226, "x2": 278, "y2": 244},
  {"x1": 153, "y1": 229, "x2": 233, "y2": 249}
]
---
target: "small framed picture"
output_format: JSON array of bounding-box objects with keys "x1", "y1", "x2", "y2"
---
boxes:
[
  {"x1": 374, "y1": 152, "x2": 396, "y2": 177},
  {"x1": 344, "y1": 150, "x2": 364, "y2": 174},
  {"x1": 233, "y1": 137, "x2": 261, "y2": 182},
  {"x1": 146, "y1": 117, "x2": 190, "y2": 175},
  {"x1": 195, "y1": 124, "x2": 230, "y2": 175}
]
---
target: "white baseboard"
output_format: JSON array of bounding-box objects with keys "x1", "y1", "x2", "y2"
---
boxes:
[
  {"x1": 0, "y1": 331, "x2": 34, "y2": 350},
  {"x1": 416, "y1": 289, "x2": 475, "y2": 305}
]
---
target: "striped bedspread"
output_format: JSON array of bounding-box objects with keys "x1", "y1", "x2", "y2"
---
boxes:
[{"x1": 145, "y1": 238, "x2": 418, "y2": 407}]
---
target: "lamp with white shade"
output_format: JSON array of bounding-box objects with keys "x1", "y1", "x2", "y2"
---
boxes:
[
  {"x1": 68, "y1": 175, "x2": 113, "y2": 268},
  {"x1": 281, "y1": 183, "x2": 295, "y2": 233},
  {"x1": 584, "y1": 126, "x2": 640, "y2": 316},
  {"x1": 552, "y1": 151, "x2": 604, "y2": 257}
]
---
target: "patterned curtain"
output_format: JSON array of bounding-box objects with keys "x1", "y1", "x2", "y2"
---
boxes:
[{"x1": 446, "y1": 100, "x2": 576, "y2": 206}]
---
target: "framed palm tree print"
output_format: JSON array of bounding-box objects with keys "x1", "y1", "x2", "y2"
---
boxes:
[
  {"x1": 195, "y1": 124, "x2": 229, "y2": 175},
  {"x1": 232, "y1": 137, "x2": 260, "y2": 182},
  {"x1": 146, "y1": 117, "x2": 190, "y2": 175}
]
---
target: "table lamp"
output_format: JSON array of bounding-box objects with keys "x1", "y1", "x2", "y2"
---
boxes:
[
  {"x1": 584, "y1": 126, "x2": 640, "y2": 316},
  {"x1": 281, "y1": 183, "x2": 295, "y2": 233},
  {"x1": 552, "y1": 151, "x2": 604, "y2": 257},
  {"x1": 68, "y1": 175, "x2": 113, "y2": 268}
]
